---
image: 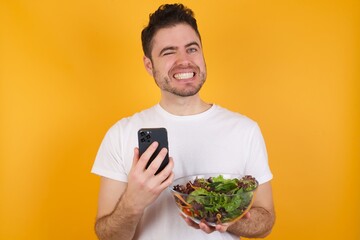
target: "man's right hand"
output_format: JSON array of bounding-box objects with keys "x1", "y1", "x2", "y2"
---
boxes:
[
  {"x1": 122, "y1": 142, "x2": 175, "y2": 213},
  {"x1": 94, "y1": 142, "x2": 174, "y2": 240}
]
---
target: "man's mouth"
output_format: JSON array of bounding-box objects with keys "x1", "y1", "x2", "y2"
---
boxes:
[{"x1": 173, "y1": 72, "x2": 195, "y2": 80}]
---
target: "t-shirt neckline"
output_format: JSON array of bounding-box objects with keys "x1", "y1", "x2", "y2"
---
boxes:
[{"x1": 154, "y1": 103, "x2": 217, "y2": 120}]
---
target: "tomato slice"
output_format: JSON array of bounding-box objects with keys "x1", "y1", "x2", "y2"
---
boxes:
[{"x1": 182, "y1": 208, "x2": 192, "y2": 216}]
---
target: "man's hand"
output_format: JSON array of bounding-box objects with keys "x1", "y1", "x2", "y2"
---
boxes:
[
  {"x1": 95, "y1": 142, "x2": 174, "y2": 240},
  {"x1": 123, "y1": 142, "x2": 175, "y2": 213},
  {"x1": 180, "y1": 182, "x2": 275, "y2": 238}
]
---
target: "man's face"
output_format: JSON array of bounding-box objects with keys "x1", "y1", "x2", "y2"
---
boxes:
[{"x1": 144, "y1": 23, "x2": 207, "y2": 97}]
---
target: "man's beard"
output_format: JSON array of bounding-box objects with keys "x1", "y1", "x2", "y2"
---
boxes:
[{"x1": 152, "y1": 68, "x2": 207, "y2": 97}]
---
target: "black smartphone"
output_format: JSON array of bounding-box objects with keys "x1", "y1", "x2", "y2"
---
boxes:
[{"x1": 137, "y1": 128, "x2": 169, "y2": 175}]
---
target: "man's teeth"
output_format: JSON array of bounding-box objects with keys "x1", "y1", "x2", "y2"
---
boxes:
[{"x1": 174, "y1": 72, "x2": 194, "y2": 80}]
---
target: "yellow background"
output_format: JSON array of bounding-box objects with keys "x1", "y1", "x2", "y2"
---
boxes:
[{"x1": 1, "y1": 0, "x2": 359, "y2": 239}]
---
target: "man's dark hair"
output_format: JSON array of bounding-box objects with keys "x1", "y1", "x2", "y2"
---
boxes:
[{"x1": 141, "y1": 3, "x2": 201, "y2": 59}]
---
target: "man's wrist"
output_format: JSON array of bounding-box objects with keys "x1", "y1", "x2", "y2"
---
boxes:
[{"x1": 120, "y1": 191, "x2": 145, "y2": 216}]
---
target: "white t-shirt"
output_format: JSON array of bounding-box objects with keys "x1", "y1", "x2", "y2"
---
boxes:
[{"x1": 92, "y1": 104, "x2": 273, "y2": 240}]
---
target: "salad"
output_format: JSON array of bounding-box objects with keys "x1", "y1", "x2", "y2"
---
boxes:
[{"x1": 172, "y1": 175, "x2": 258, "y2": 225}]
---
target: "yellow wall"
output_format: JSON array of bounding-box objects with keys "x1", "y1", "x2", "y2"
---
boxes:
[{"x1": 1, "y1": 0, "x2": 359, "y2": 239}]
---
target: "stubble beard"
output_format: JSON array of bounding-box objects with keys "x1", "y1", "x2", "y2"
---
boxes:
[{"x1": 153, "y1": 68, "x2": 207, "y2": 97}]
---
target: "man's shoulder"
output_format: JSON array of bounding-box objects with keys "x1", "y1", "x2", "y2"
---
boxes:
[
  {"x1": 110, "y1": 105, "x2": 159, "y2": 129},
  {"x1": 214, "y1": 104, "x2": 257, "y2": 126}
]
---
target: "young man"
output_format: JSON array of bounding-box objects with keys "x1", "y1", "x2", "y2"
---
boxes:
[{"x1": 92, "y1": 4, "x2": 275, "y2": 240}]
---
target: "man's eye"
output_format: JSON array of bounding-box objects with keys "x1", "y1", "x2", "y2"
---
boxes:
[
  {"x1": 163, "y1": 51, "x2": 175, "y2": 56},
  {"x1": 187, "y1": 48, "x2": 198, "y2": 53}
]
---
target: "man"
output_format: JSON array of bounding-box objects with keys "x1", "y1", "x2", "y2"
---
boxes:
[{"x1": 92, "y1": 3, "x2": 275, "y2": 240}]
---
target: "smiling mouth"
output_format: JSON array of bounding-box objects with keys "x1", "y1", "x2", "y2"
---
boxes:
[{"x1": 173, "y1": 72, "x2": 195, "y2": 80}]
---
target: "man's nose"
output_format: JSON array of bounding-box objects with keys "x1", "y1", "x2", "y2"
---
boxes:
[{"x1": 175, "y1": 51, "x2": 192, "y2": 65}]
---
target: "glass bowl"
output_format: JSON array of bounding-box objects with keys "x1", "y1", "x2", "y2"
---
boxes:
[{"x1": 169, "y1": 173, "x2": 258, "y2": 226}]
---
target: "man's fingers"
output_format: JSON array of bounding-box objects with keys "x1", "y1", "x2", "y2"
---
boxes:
[
  {"x1": 199, "y1": 222, "x2": 214, "y2": 234},
  {"x1": 146, "y1": 147, "x2": 168, "y2": 175},
  {"x1": 215, "y1": 224, "x2": 228, "y2": 233},
  {"x1": 181, "y1": 215, "x2": 200, "y2": 229},
  {"x1": 243, "y1": 211, "x2": 251, "y2": 219},
  {"x1": 137, "y1": 141, "x2": 159, "y2": 169},
  {"x1": 156, "y1": 156, "x2": 173, "y2": 182},
  {"x1": 181, "y1": 215, "x2": 216, "y2": 234},
  {"x1": 132, "y1": 147, "x2": 140, "y2": 167}
]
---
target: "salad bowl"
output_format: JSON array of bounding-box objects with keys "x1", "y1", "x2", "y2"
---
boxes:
[{"x1": 169, "y1": 173, "x2": 258, "y2": 226}]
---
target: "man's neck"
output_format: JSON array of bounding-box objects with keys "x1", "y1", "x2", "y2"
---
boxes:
[{"x1": 159, "y1": 94, "x2": 211, "y2": 116}]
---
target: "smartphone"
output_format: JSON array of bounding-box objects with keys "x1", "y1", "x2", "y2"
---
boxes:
[{"x1": 137, "y1": 128, "x2": 169, "y2": 175}]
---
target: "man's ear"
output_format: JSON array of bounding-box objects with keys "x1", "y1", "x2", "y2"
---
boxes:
[{"x1": 143, "y1": 56, "x2": 153, "y2": 76}]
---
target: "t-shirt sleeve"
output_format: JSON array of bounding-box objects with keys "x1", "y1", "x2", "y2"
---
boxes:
[
  {"x1": 91, "y1": 124, "x2": 128, "y2": 182},
  {"x1": 245, "y1": 123, "x2": 273, "y2": 184}
]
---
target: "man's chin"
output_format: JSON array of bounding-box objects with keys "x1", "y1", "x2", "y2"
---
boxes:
[
  {"x1": 159, "y1": 78, "x2": 206, "y2": 97},
  {"x1": 167, "y1": 87, "x2": 202, "y2": 97}
]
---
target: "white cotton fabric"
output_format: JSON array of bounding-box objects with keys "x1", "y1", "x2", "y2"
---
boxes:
[{"x1": 92, "y1": 104, "x2": 273, "y2": 240}]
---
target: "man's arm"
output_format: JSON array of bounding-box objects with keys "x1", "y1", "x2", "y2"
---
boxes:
[
  {"x1": 227, "y1": 181, "x2": 275, "y2": 238},
  {"x1": 95, "y1": 178, "x2": 141, "y2": 240},
  {"x1": 94, "y1": 144, "x2": 174, "y2": 240}
]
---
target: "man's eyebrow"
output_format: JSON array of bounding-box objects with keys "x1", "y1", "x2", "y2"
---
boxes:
[
  {"x1": 159, "y1": 46, "x2": 178, "y2": 57},
  {"x1": 185, "y1": 41, "x2": 201, "y2": 48}
]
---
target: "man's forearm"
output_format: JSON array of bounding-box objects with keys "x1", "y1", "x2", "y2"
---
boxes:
[
  {"x1": 95, "y1": 196, "x2": 143, "y2": 240},
  {"x1": 227, "y1": 207, "x2": 275, "y2": 238}
]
